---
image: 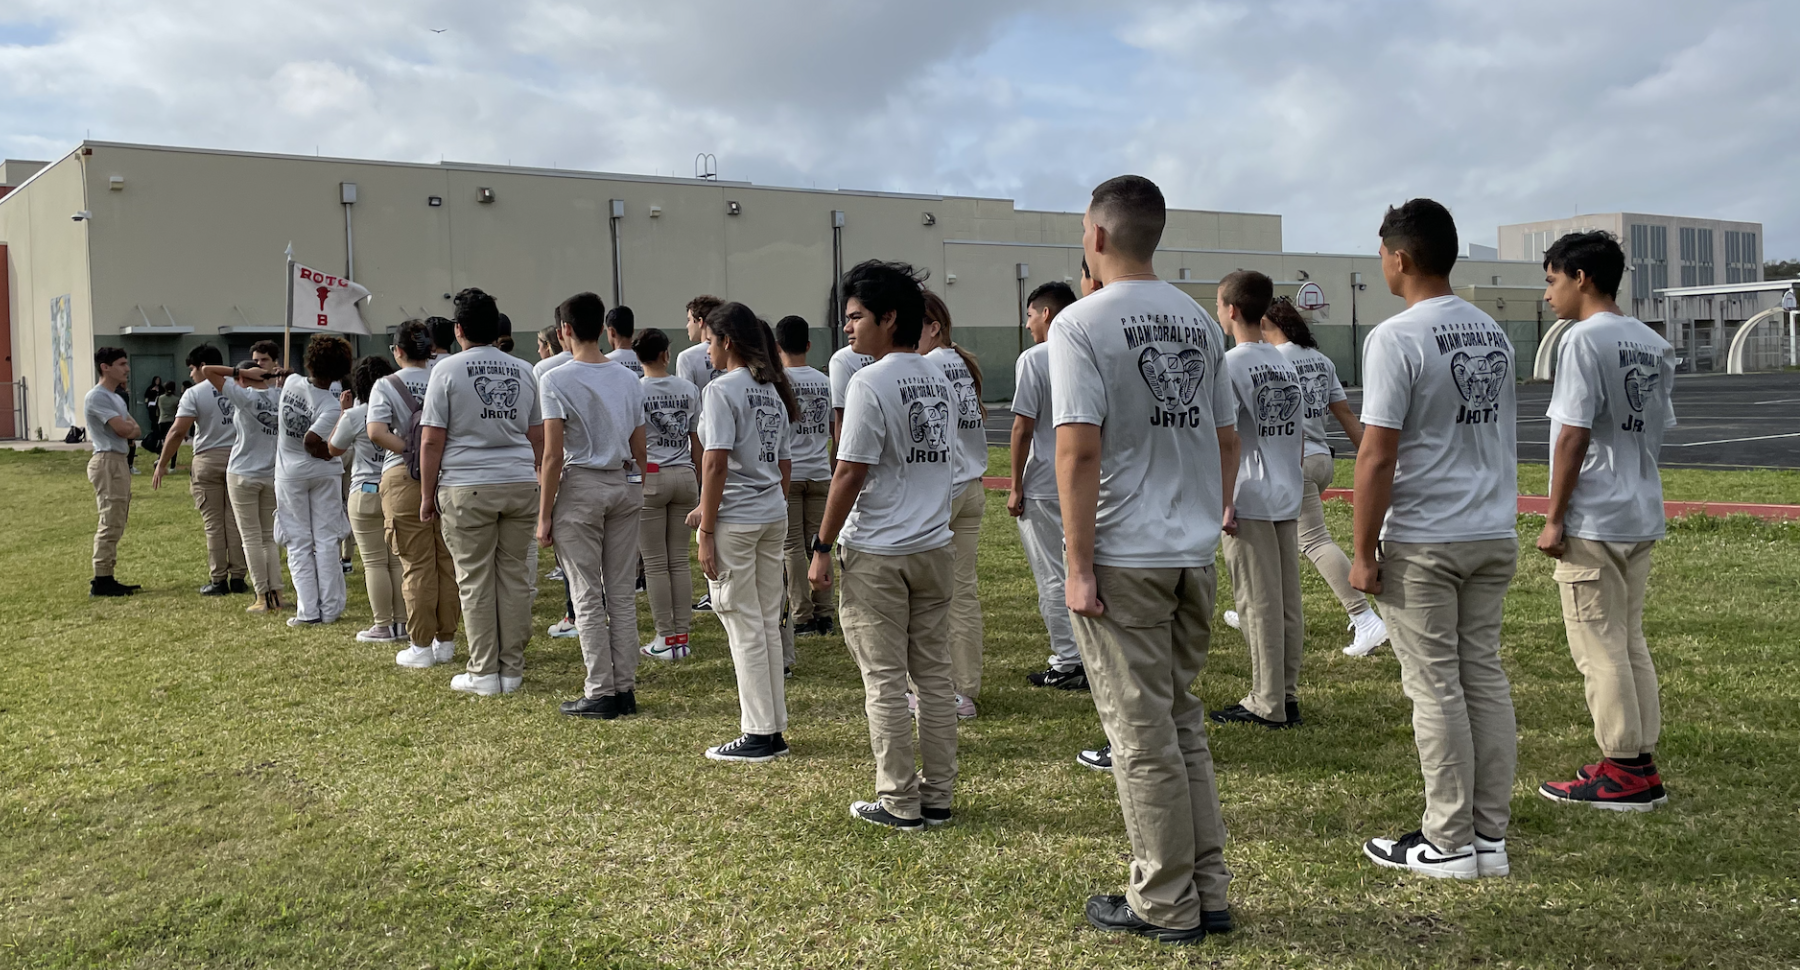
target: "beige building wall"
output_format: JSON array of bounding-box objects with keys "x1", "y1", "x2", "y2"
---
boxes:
[{"x1": 0, "y1": 150, "x2": 95, "y2": 440}]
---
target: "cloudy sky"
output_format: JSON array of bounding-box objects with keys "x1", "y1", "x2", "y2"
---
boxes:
[{"x1": 2, "y1": 0, "x2": 1795, "y2": 256}]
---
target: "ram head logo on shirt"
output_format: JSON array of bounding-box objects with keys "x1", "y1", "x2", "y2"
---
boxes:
[
  {"x1": 1300, "y1": 372, "x2": 1331, "y2": 410},
  {"x1": 648, "y1": 406, "x2": 691, "y2": 439},
  {"x1": 799, "y1": 394, "x2": 829, "y2": 431},
  {"x1": 1137, "y1": 347, "x2": 1207, "y2": 407},
  {"x1": 216, "y1": 395, "x2": 235, "y2": 421},
  {"x1": 254, "y1": 399, "x2": 279, "y2": 435},
  {"x1": 908, "y1": 399, "x2": 949, "y2": 450},
  {"x1": 753, "y1": 407, "x2": 785, "y2": 455},
  {"x1": 1256, "y1": 383, "x2": 1304, "y2": 424},
  {"x1": 1450, "y1": 351, "x2": 1509, "y2": 407},
  {"x1": 281, "y1": 400, "x2": 312, "y2": 437},
  {"x1": 473, "y1": 376, "x2": 521, "y2": 410},
  {"x1": 1623, "y1": 367, "x2": 1661, "y2": 413},
  {"x1": 952, "y1": 379, "x2": 981, "y2": 421}
]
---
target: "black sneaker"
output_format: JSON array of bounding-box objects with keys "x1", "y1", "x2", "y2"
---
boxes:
[
  {"x1": 199, "y1": 580, "x2": 231, "y2": 596},
  {"x1": 850, "y1": 800, "x2": 924, "y2": 832},
  {"x1": 794, "y1": 617, "x2": 824, "y2": 638},
  {"x1": 1209, "y1": 703, "x2": 1295, "y2": 729},
  {"x1": 1203, "y1": 908, "x2": 1234, "y2": 933},
  {"x1": 1027, "y1": 666, "x2": 1090, "y2": 690},
  {"x1": 706, "y1": 733, "x2": 779, "y2": 763},
  {"x1": 1286, "y1": 699, "x2": 1303, "y2": 726},
  {"x1": 693, "y1": 592, "x2": 712, "y2": 612},
  {"x1": 228, "y1": 577, "x2": 250, "y2": 594},
  {"x1": 341, "y1": 558, "x2": 354, "y2": 575},
  {"x1": 559, "y1": 694, "x2": 620, "y2": 720},
  {"x1": 814, "y1": 615, "x2": 834, "y2": 636},
  {"x1": 1076, "y1": 742, "x2": 1113, "y2": 771},
  {"x1": 634, "y1": 570, "x2": 646, "y2": 593},
  {"x1": 771, "y1": 732, "x2": 791, "y2": 758},
  {"x1": 90, "y1": 576, "x2": 136, "y2": 597},
  {"x1": 618, "y1": 690, "x2": 637, "y2": 716},
  {"x1": 921, "y1": 805, "x2": 952, "y2": 827},
  {"x1": 1084, "y1": 894, "x2": 1205, "y2": 945}
]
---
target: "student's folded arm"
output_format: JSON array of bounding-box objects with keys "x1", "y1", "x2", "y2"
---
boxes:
[{"x1": 367, "y1": 421, "x2": 405, "y2": 454}]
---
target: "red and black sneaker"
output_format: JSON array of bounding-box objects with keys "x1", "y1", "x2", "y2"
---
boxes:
[
  {"x1": 1576, "y1": 760, "x2": 1668, "y2": 805},
  {"x1": 1541, "y1": 759, "x2": 1665, "y2": 812}
]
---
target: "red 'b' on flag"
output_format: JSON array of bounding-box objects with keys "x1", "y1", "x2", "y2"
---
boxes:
[{"x1": 289, "y1": 261, "x2": 372, "y2": 334}]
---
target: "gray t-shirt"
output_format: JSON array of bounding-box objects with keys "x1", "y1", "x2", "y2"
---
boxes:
[
  {"x1": 785, "y1": 365, "x2": 832, "y2": 483},
  {"x1": 541, "y1": 360, "x2": 645, "y2": 471},
  {"x1": 220, "y1": 381, "x2": 280, "y2": 479},
  {"x1": 677, "y1": 343, "x2": 723, "y2": 401},
  {"x1": 836, "y1": 353, "x2": 956, "y2": 555},
  {"x1": 276, "y1": 379, "x2": 345, "y2": 482},
  {"x1": 925, "y1": 347, "x2": 987, "y2": 488},
  {"x1": 1010, "y1": 341, "x2": 1057, "y2": 502},
  {"x1": 829, "y1": 345, "x2": 875, "y2": 410},
  {"x1": 328, "y1": 403, "x2": 386, "y2": 488},
  {"x1": 175, "y1": 381, "x2": 238, "y2": 454},
  {"x1": 1277, "y1": 342, "x2": 1348, "y2": 459},
  {"x1": 84, "y1": 384, "x2": 133, "y2": 454},
  {"x1": 640, "y1": 375, "x2": 700, "y2": 470},
  {"x1": 608, "y1": 347, "x2": 645, "y2": 377},
  {"x1": 421, "y1": 346, "x2": 541, "y2": 487},
  {"x1": 1049, "y1": 280, "x2": 1234, "y2": 568},
  {"x1": 697, "y1": 368, "x2": 791, "y2": 525},
  {"x1": 1547, "y1": 312, "x2": 1676, "y2": 542},
  {"x1": 1360, "y1": 294, "x2": 1519, "y2": 543},
  {"x1": 368, "y1": 366, "x2": 430, "y2": 473},
  {"x1": 533, "y1": 351, "x2": 572, "y2": 381},
  {"x1": 1226, "y1": 341, "x2": 1305, "y2": 521}
]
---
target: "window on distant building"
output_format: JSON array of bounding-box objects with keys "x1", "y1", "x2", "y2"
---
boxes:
[
  {"x1": 1629, "y1": 224, "x2": 1667, "y2": 301},
  {"x1": 1680, "y1": 227, "x2": 1696, "y2": 287},
  {"x1": 1724, "y1": 230, "x2": 1757, "y2": 284},
  {"x1": 1698, "y1": 228, "x2": 1714, "y2": 286}
]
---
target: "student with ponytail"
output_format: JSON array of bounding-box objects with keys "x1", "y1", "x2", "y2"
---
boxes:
[
  {"x1": 692, "y1": 303, "x2": 799, "y2": 762},
  {"x1": 919, "y1": 290, "x2": 987, "y2": 719}
]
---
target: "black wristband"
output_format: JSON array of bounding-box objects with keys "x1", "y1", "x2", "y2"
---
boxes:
[{"x1": 810, "y1": 534, "x2": 833, "y2": 556}]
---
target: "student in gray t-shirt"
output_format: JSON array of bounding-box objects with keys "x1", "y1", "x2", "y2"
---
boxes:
[
  {"x1": 1534, "y1": 230, "x2": 1675, "y2": 811},
  {"x1": 202, "y1": 360, "x2": 285, "y2": 609},
  {"x1": 84, "y1": 347, "x2": 142, "y2": 595},
  {"x1": 420, "y1": 288, "x2": 544, "y2": 697},
  {"x1": 152, "y1": 344, "x2": 245, "y2": 595},
  {"x1": 329, "y1": 355, "x2": 408, "y2": 645},
  {"x1": 1010, "y1": 281, "x2": 1082, "y2": 685},
  {"x1": 1353, "y1": 199, "x2": 1518, "y2": 881},
  {"x1": 774, "y1": 315, "x2": 836, "y2": 639}
]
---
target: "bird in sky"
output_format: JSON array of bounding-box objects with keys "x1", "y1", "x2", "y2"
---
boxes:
[{"x1": 430, "y1": 28, "x2": 447, "y2": 33}]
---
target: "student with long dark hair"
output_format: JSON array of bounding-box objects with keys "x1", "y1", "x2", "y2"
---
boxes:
[
  {"x1": 693, "y1": 302, "x2": 798, "y2": 762},
  {"x1": 918, "y1": 290, "x2": 987, "y2": 719},
  {"x1": 329, "y1": 355, "x2": 407, "y2": 644}
]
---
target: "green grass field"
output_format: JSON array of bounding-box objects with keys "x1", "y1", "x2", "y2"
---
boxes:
[{"x1": 4, "y1": 445, "x2": 1799, "y2": 968}]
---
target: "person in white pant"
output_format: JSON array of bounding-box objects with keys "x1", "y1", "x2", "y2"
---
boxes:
[
  {"x1": 693, "y1": 302, "x2": 798, "y2": 764},
  {"x1": 1010, "y1": 280, "x2": 1084, "y2": 690},
  {"x1": 539, "y1": 291, "x2": 649, "y2": 720},
  {"x1": 249, "y1": 335, "x2": 353, "y2": 626}
]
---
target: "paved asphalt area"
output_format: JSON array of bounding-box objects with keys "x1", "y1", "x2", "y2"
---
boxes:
[{"x1": 984, "y1": 371, "x2": 1800, "y2": 471}]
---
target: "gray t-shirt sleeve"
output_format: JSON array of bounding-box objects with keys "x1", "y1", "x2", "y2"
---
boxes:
[
  {"x1": 308, "y1": 392, "x2": 342, "y2": 439},
  {"x1": 835, "y1": 376, "x2": 885, "y2": 465},
  {"x1": 1359, "y1": 327, "x2": 1412, "y2": 430},
  {"x1": 1326, "y1": 360, "x2": 1348, "y2": 404},
  {"x1": 1546, "y1": 332, "x2": 1602, "y2": 429},
  {"x1": 1209, "y1": 331, "x2": 1235, "y2": 428},
  {"x1": 1012, "y1": 351, "x2": 1043, "y2": 419},
  {"x1": 697, "y1": 381, "x2": 734, "y2": 451},
  {"x1": 330, "y1": 404, "x2": 365, "y2": 452},
  {"x1": 176, "y1": 387, "x2": 200, "y2": 420},
  {"x1": 420, "y1": 364, "x2": 452, "y2": 429},
  {"x1": 1048, "y1": 323, "x2": 1104, "y2": 427},
  {"x1": 540, "y1": 374, "x2": 567, "y2": 423}
]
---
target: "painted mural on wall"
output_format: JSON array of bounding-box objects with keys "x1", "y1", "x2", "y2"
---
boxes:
[{"x1": 51, "y1": 294, "x2": 74, "y2": 428}]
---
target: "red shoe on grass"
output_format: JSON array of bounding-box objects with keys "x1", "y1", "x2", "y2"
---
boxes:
[{"x1": 1541, "y1": 759, "x2": 1667, "y2": 811}]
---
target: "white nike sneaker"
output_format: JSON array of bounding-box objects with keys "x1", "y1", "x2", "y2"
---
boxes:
[
  {"x1": 1473, "y1": 833, "x2": 1510, "y2": 877},
  {"x1": 450, "y1": 672, "x2": 503, "y2": 696},
  {"x1": 641, "y1": 634, "x2": 691, "y2": 660},
  {"x1": 1344, "y1": 611, "x2": 1390, "y2": 657},
  {"x1": 395, "y1": 644, "x2": 437, "y2": 669},
  {"x1": 432, "y1": 639, "x2": 456, "y2": 664},
  {"x1": 1363, "y1": 830, "x2": 1477, "y2": 879},
  {"x1": 548, "y1": 618, "x2": 578, "y2": 639},
  {"x1": 1223, "y1": 609, "x2": 1241, "y2": 631}
]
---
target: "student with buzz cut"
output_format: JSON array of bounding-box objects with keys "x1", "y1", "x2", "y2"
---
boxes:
[
  {"x1": 1053, "y1": 175, "x2": 1237, "y2": 944},
  {"x1": 1010, "y1": 280, "x2": 1084, "y2": 690},
  {"x1": 808, "y1": 259, "x2": 958, "y2": 832},
  {"x1": 259, "y1": 334, "x2": 354, "y2": 627},
  {"x1": 1353, "y1": 198, "x2": 1519, "y2": 881},
  {"x1": 539, "y1": 291, "x2": 648, "y2": 720},
  {"x1": 152, "y1": 344, "x2": 248, "y2": 597},
  {"x1": 1210, "y1": 270, "x2": 1307, "y2": 730},
  {"x1": 1534, "y1": 230, "x2": 1675, "y2": 812},
  {"x1": 634, "y1": 327, "x2": 703, "y2": 661},
  {"x1": 420, "y1": 288, "x2": 544, "y2": 697},
  {"x1": 776, "y1": 314, "x2": 835, "y2": 641},
  {"x1": 605, "y1": 306, "x2": 645, "y2": 376},
  {"x1": 85, "y1": 347, "x2": 143, "y2": 597}
]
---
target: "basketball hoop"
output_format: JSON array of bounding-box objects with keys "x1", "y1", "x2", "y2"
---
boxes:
[{"x1": 1295, "y1": 281, "x2": 1328, "y2": 312}]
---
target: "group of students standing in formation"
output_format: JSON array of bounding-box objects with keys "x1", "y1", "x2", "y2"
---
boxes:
[{"x1": 80, "y1": 173, "x2": 1676, "y2": 944}]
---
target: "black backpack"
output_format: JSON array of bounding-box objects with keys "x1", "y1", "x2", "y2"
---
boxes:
[{"x1": 382, "y1": 373, "x2": 425, "y2": 480}]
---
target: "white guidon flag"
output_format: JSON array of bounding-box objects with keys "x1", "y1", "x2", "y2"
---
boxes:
[{"x1": 290, "y1": 261, "x2": 372, "y2": 335}]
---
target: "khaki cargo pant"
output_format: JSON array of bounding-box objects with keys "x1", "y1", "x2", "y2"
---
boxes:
[
  {"x1": 439, "y1": 481, "x2": 540, "y2": 679},
  {"x1": 784, "y1": 478, "x2": 833, "y2": 625},
  {"x1": 349, "y1": 486, "x2": 406, "y2": 627},
  {"x1": 1223, "y1": 518, "x2": 1304, "y2": 722},
  {"x1": 382, "y1": 466, "x2": 460, "y2": 647},
  {"x1": 88, "y1": 451, "x2": 131, "y2": 577},
  {"x1": 1555, "y1": 536, "x2": 1660, "y2": 758},
  {"x1": 947, "y1": 481, "x2": 986, "y2": 699},
  {"x1": 555, "y1": 467, "x2": 644, "y2": 698},
  {"x1": 639, "y1": 465, "x2": 699, "y2": 637},
  {"x1": 190, "y1": 448, "x2": 246, "y2": 584},
  {"x1": 711, "y1": 519, "x2": 789, "y2": 735},
  {"x1": 228, "y1": 475, "x2": 282, "y2": 596},
  {"x1": 1072, "y1": 564, "x2": 1230, "y2": 929},
  {"x1": 1375, "y1": 538, "x2": 1519, "y2": 850},
  {"x1": 1299, "y1": 453, "x2": 1372, "y2": 617},
  {"x1": 839, "y1": 543, "x2": 957, "y2": 820}
]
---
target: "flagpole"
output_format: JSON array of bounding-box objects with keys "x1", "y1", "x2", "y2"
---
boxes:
[{"x1": 283, "y1": 242, "x2": 294, "y2": 371}]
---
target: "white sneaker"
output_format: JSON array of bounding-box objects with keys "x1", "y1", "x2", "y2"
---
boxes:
[
  {"x1": 547, "y1": 565, "x2": 565, "y2": 582},
  {"x1": 500, "y1": 675, "x2": 522, "y2": 694},
  {"x1": 450, "y1": 672, "x2": 502, "y2": 696},
  {"x1": 395, "y1": 645, "x2": 437, "y2": 668},
  {"x1": 356, "y1": 624, "x2": 403, "y2": 643},
  {"x1": 1474, "y1": 833, "x2": 1510, "y2": 878},
  {"x1": 1344, "y1": 611, "x2": 1389, "y2": 657},
  {"x1": 641, "y1": 635, "x2": 691, "y2": 660},
  {"x1": 1363, "y1": 830, "x2": 1477, "y2": 879},
  {"x1": 1223, "y1": 609, "x2": 1241, "y2": 630},
  {"x1": 432, "y1": 639, "x2": 456, "y2": 664},
  {"x1": 548, "y1": 618, "x2": 578, "y2": 639}
]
